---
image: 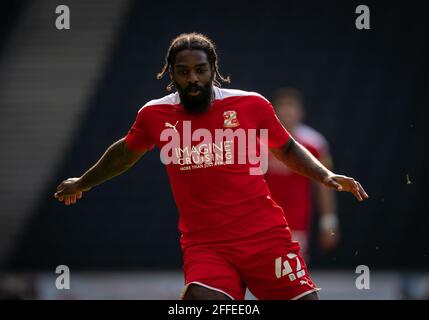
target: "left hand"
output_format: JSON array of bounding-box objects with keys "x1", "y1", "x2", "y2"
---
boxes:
[{"x1": 323, "y1": 174, "x2": 369, "y2": 202}]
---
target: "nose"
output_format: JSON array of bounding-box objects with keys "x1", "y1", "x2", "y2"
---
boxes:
[{"x1": 187, "y1": 70, "x2": 199, "y2": 84}]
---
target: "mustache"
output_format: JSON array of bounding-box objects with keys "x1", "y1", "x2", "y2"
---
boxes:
[{"x1": 184, "y1": 84, "x2": 204, "y2": 93}]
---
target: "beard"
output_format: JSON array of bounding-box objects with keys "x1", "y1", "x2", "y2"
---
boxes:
[{"x1": 175, "y1": 81, "x2": 213, "y2": 114}]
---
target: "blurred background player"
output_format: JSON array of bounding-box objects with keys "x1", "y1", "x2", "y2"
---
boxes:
[{"x1": 265, "y1": 88, "x2": 339, "y2": 260}]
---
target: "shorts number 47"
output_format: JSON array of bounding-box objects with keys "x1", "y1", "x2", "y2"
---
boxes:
[{"x1": 275, "y1": 254, "x2": 306, "y2": 281}]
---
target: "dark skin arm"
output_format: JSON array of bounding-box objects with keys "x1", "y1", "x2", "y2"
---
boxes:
[
  {"x1": 270, "y1": 137, "x2": 369, "y2": 201},
  {"x1": 54, "y1": 137, "x2": 146, "y2": 206}
]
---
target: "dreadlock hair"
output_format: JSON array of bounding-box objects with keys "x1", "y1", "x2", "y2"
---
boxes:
[{"x1": 157, "y1": 32, "x2": 231, "y2": 91}]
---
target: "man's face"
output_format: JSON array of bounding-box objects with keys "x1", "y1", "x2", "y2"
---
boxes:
[
  {"x1": 275, "y1": 97, "x2": 304, "y2": 130},
  {"x1": 171, "y1": 49, "x2": 214, "y2": 114}
]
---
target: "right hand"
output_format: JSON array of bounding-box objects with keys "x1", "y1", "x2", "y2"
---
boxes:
[{"x1": 54, "y1": 177, "x2": 90, "y2": 206}]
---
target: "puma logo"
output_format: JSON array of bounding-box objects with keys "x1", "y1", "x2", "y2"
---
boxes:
[{"x1": 165, "y1": 121, "x2": 179, "y2": 132}]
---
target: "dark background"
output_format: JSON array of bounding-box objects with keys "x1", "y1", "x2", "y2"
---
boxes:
[{"x1": 3, "y1": 0, "x2": 428, "y2": 271}]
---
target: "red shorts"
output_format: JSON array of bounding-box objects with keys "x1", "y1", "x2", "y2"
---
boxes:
[{"x1": 182, "y1": 226, "x2": 319, "y2": 300}]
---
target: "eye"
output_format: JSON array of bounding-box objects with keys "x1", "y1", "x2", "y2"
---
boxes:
[
  {"x1": 177, "y1": 69, "x2": 188, "y2": 75},
  {"x1": 196, "y1": 68, "x2": 205, "y2": 74}
]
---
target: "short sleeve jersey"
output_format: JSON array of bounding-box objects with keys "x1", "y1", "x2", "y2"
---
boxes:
[{"x1": 126, "y1": 87, "x2": 290, "y2": 247}]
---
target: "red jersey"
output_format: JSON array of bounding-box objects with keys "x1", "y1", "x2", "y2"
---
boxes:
[
  {"x1": 265, "y1": 124, "x2": 329, "y2": 232},
  {"x1": 125, "y1": 87, "x2": 290, "y2": 248}
]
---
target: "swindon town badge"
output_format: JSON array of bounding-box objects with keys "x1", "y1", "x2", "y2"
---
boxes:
[{"x1": 223, "y1": 110, "x2": 240, "y2": 128}]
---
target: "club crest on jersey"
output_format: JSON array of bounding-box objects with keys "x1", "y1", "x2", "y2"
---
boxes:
[{"x1": 223, "y1": 110, "x2": 240, "y2": 128}]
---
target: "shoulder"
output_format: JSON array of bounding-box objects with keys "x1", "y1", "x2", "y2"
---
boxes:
[
  {"x1": 137, "y1": 92, "x2": 180, "y2": 113},
  {"x1": 295, "y1": 124, "x2": 329, "y2": 150},
  {"x1": 214, "y1": 87, "x2": 270, "y2": 104}
]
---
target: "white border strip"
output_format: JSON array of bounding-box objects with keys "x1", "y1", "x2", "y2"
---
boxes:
[
  {"x1": 181, "y1": 281, "x2": 235, "y2": 300},
  {"x1": 291, "y1": 287, "x2": 321, "y2": 300}
]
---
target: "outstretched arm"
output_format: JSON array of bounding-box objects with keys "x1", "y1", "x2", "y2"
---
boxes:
[
  {"x1": 270, "y1": 137, "x2": 369, "y2": 201},
  {"x1": 54, "y1": 137, "x2": 146, "y2": 205}
]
